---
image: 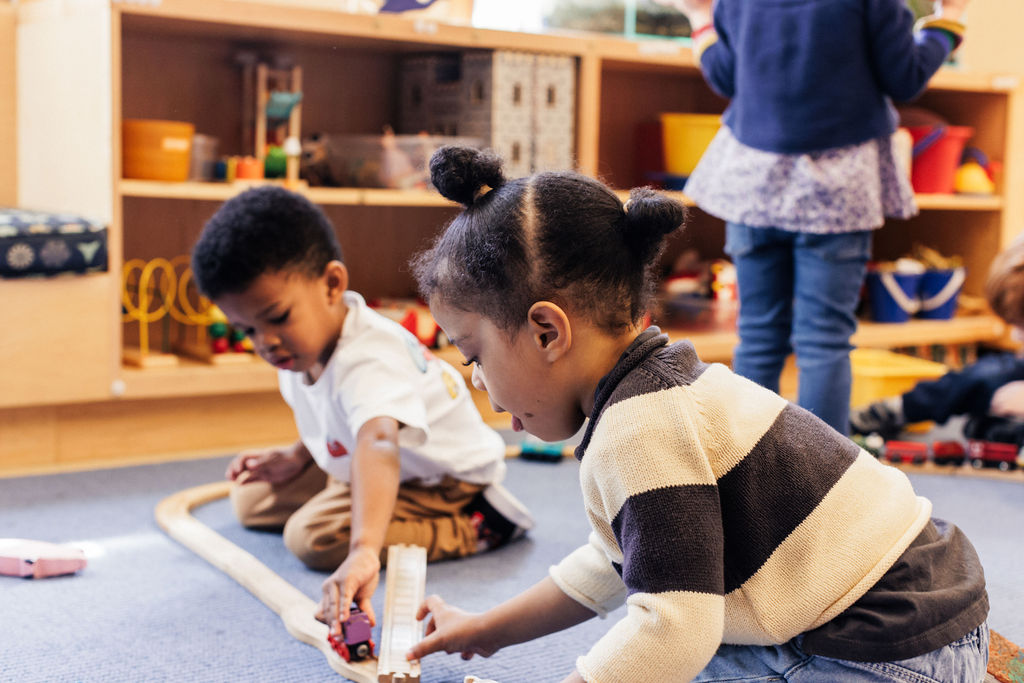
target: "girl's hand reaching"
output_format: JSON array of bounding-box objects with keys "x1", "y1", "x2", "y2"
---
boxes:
[{"x1": 406, "y1": 595, "x2": 502, "y2": 662}]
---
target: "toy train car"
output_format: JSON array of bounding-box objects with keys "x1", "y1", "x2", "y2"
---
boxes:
[
  {"x1": 963, "y1": 416, "x2": 1024, "y2": 472},
  {"x1": 327, "y1": 606, "x2": 375, "y2": 663},
  {"x1": 868, "y1": 415, "x2": 1024, "y2": 472},
  {"x1": 867, "y1": 438, "x2": 966, "y2": 467}
]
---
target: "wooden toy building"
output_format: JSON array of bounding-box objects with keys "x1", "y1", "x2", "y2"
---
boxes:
[{"x1": 399, "y1": 50, "x2": 576, "y2": 179}]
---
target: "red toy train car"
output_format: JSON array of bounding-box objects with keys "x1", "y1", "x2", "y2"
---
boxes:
[
  {"x1": 327, "y1": 606, "x2": 375, "y2": 663},
  {"x1": 870, "y1": 438, "x2": 965, "y2": 466},
  {"x1": 871, "y1": 416, "x2": 1024, "y2": 471},
  {"x1": 963, "y1": 416, "x2": 1024, "y2": 472}
]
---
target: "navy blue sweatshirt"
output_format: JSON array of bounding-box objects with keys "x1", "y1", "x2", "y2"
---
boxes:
[{"x1": 696, "y1": 0, "x2": 965, "y2": 154}]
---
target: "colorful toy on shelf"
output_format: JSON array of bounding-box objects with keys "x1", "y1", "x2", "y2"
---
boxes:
[
  {"x1": 327, "y1": 605, "x2": 376, "y2": 663},
  {"x1": 954, "y1": 147, "x2": 1000, "y2": 195},
  {"x1": 236, "y1": 51, "x2": 305, "y2": 188},
  {"x1": 121, "y1": 257, "x2": 181, "y2": 368},
  {"x1": 165, "y1": 255, "x2": 257, "y2": 365},
  {"x1": 369, "y1": 298, "x2": 447, "y2": 349}
]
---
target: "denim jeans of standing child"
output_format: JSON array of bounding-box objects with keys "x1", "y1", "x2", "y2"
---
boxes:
[
  {"x1": 693, "y1": 622, "x2": 989, "y2": 682},
  {"x1": 725, "y1": 224, "x2": 872, "y2": 434}
]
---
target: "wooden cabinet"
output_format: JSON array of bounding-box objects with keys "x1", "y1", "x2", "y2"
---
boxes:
[{"x1": 3, "y1": 0, "x2": 1021, "y2": 472}]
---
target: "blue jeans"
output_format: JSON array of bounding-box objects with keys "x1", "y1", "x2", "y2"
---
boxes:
[
  {"x1": 693, "y1": 623, "x2": 989, "y2": 682},
  {"x1": 724, "y1": 224, "x2": 872, "y2": 434}
]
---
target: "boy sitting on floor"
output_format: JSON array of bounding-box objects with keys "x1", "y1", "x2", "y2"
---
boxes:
[
  {"x1": 190, "y1": 186, "x2": 533, "y2": 633},
  {"x1": 852, "y1": 237, "x2": 1024, "y2": 438}
]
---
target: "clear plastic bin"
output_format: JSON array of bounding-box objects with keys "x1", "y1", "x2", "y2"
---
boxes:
[{"x1": 319, "y1": 134, "x2": 483, "y2": 189}]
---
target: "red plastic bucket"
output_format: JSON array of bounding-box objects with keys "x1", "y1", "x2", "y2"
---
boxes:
[{"x1": 908, "y1": 125, "x2": 973, "y2": 193}]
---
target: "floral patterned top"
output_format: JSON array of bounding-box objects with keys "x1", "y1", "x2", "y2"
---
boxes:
[{"x1": 683, "y1": 125, "x2": 917, "y2": 234}]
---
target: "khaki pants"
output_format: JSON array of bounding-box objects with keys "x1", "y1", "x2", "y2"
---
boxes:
[{"x1": 229, "y1": 463, "x2": 485, "y2": 570}]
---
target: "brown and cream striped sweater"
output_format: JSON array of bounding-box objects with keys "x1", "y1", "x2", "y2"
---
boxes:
[{"x1": 549, "y1": 329, "x2": 987, "y2": 682}]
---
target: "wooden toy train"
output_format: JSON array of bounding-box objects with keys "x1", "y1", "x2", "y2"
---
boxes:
[{"x1": 856, "y1": 416, "x2": 1024, "y2": 472}]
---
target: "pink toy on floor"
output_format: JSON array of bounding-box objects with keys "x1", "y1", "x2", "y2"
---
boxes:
[{"x1": 0, "y1": 538, "x2": 87, "y2": 578}]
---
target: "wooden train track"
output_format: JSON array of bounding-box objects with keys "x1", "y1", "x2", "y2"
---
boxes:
[
  {"x1": 377, "y1": 544, "x2": 427, "y2": 683},
  {"x1": 154, "y1": 481, "x2": 377, "y2": 683}
]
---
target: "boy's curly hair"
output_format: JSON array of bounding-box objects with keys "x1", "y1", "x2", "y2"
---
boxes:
[
  {"x1": 986, "y1": 239, "x2": 1024, "y2": 329},
  {"x1": 191, "y1": 186, "x2": 343, "y2": 300}
]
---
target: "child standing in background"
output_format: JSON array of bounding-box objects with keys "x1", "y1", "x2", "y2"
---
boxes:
[
  {"x1": 190, "y1": 186, "x2": 533, "y2": 634},
  {"x1": 853, "y1": 235, "x2": 1024, "y2": 437},
  {"x1": 407, "y1": 146, "x2": 988, "y2": 682},
  {"x1": 656, "y1": 0, "x2": 968, "y2": 433}
]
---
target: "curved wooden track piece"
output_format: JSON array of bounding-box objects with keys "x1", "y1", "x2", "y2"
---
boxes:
[{"x1": 155, "y1": 481, "x2": 376, "y2": 683}]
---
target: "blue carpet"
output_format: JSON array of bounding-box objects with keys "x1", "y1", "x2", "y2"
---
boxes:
[{"x1": 1, "y1": 450, "x2": 1022, "y2": 682}]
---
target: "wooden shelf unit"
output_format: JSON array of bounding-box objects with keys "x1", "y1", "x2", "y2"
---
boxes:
[{"x1": 4, "y1": 0, "x2": 1022, "y2": 473}]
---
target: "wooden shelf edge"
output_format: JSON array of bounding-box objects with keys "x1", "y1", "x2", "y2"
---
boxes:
[
  {"x1": 122, "y1": 182, "x2": 1002, "y2": 213},
  {"x1": 914, "y1": 193, "x2": 1003, "y2": 211},
  {"x1": 928, "y1": 68, "x2": 1020, "y2": 93},
  {"x1": 663, "y1": 313, "x2": 1006, "y2": 364},
  {"x1": 119, "y1": 179, "x2": 456, "y2": 207},
  {"x1": 612, "y1": 190, "x2": 999, "y2": 212},
  {"x1": 119, "y1": 358, "x2": 280, "y2": 399},
  {"x1": 853, "y1": 314, "x2": 1006, "y2": 348}
]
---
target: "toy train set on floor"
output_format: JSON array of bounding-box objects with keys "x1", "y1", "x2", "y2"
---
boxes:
[{"x1": 855, "y1": 415, "x2": 1024, "y2": 472}]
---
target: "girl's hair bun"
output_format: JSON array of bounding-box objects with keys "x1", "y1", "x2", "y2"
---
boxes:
[
  {"x1": 430, "y1": 145, "x2": 506, "y2": 206},
  {"x1": 622, "y1": 186, "x2": 686, "y2": 258}
]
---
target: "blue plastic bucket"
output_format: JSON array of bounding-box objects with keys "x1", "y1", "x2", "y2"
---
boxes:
[
  {"x1": 866, "y1": 271, "x2": 923, "y2": 323},
  {"x1": 918, "y1": 267, "x2": 965, "y2": 320}
]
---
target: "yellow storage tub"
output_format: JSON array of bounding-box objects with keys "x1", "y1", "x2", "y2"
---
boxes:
[
  {"x1": 659, "y1": 113, "x2": 721, "y2": 177},
  {"x1": 850, "y1": 348, "x2": 948, "y2": 408},
  {"x1": 122, "y1": 119, "x2": 195, "y2": 182}
]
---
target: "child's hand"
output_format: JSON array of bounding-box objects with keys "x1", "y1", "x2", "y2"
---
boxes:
[
  {"x1": 225, "y1": 443, "x2": 309, "y2": 484},
  {"x1": 406, "y1": 595, "x2": 500, "y2": 662},
  {"x1": 989, "y1": 381, "x2": 1024, "y2": 419},
  {"x1": 935, "y1": 0, "x2": 968, "y2": 23},
  {"x1": 317, "y1": 546, "x2": 381, "y2": 636}
]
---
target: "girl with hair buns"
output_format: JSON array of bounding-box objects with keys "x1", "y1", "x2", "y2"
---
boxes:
[{"x1": 407, "y1": 146, "x2": 989, "y2": 682}]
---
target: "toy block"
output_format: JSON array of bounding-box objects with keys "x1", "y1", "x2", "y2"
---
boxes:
[
  {"x1": 0, "y1": 538, "x2": 87, "y2": 578},
  {"x1": 460, "y1": 51, "x2": 535, "y2": 179},
  {"x1": 532, "y1": 54, "x2": 575, "y2": 172},
  {"x1": 377, "y1": 544, "x2": 427, "y2": 683}
]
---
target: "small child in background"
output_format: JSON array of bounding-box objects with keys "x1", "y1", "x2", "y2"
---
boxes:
[
  {"x1": 656, "y1": 0, "x2": 968, "y2": 434},
  {"x1": 190, "y1": 186, "x2": 533, "y2": 633},
  {"x1": 852, "y1": 237, "x2": 1024, "y2": 438},
  {"x1": 405, "y1": 146, "x2": 988, "y2": 682}
]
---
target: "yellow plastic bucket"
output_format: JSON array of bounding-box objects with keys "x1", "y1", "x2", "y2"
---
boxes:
[
  {"x1": 659, "y1": 113, "x2": 721, "y2": 177},
  {"x1": 850, "y1": 348, "x2": 947, "y2": 409},
  {"x1": 122, "y1": 119, "x2": 195, "y2": 182}
]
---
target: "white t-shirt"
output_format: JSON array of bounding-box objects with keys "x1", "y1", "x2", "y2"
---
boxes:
[{"x1": 278, "y1": 291, "x2": 506, "y2": 486}]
